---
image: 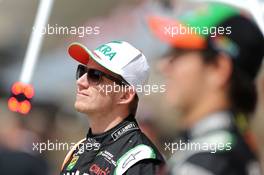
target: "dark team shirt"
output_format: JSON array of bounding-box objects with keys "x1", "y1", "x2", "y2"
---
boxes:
[
  {"x1": 60, "y1": 114, "x2": 165, "y2": 175},
  {"x1": 169, "y1": 111, "x2": 262, "y2": 175}
]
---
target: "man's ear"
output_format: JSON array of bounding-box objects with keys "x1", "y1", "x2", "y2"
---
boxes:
[
  {"x1": 207, "y1": 52, "x2": 233, "y2": 88},
  {"x1": 117, "y1": 86, "x2": 136, "y2": 105}
]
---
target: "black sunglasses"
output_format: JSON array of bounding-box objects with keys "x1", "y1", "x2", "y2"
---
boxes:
[{"x1": 76, "y1": 64, "x2": 129, "y2": 86}]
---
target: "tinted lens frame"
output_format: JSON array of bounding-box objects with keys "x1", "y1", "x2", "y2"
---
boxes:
[
  {"x1": 76, "y1": 64, "x2": 87, "y2": 80},
  {"x1": 76, "y1": 64, "x2": 129, "y2": 86},
  {"x1": 87, "y1": 68, "x2": 103, "y2": 85}
]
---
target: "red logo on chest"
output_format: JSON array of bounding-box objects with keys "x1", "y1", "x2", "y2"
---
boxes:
[{"x1": 89, "y1": 164, "x2": 110, "y2": 175}]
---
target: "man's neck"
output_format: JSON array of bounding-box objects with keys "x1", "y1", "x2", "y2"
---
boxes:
[
  {"x1": 183, "y1": 93, "x2": 231, "y2": 129},
  {"x1": 87, "y1": 110, "x2": 129, "y2": 134}
]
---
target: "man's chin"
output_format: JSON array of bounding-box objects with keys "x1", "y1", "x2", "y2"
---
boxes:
[
  {"x1": 74, "y1": 102, "x2": 96, "y2": 114},
  {"x1": 164, "y1": 96, "x2": 187, "y2": 112},
  {"x1": 74, "y1": 102, "x2": 88, "y2": 113}
]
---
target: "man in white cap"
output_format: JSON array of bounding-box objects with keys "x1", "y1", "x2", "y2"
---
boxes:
[{"x1": 60, "y1": 41, "x2": 165, "y2": 175}]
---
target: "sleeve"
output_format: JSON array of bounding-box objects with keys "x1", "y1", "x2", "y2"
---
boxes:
[
  {"x1": 170, "y1": 162, "x2": 215, "y2": 175},
  {"x1": 125, "y1": 159, "x2": 165, "y2": 175},
  {"x1": 169, "y1": 152, "x2": 228, "y2": 175},
  {"x1": 113, "y1": 144, "x2": 165, "y2": 175}
]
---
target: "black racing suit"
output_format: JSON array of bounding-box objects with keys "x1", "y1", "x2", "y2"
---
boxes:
[
  {"x1": 60, "y1": 114, "x2": 165, "y2": 175},
  {"x1": 168, "y1": 111, "x2": 262, "y2": 175}
]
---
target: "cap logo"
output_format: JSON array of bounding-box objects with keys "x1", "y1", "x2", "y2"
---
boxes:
[{"x1": 95, "y1": 44, "x2": 117, "y2": 61}]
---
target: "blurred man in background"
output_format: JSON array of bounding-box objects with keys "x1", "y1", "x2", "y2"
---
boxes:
[
  {"x1": 0, "y1": 148, "x2": 49, "y2": 175},
  {"x1": 149, "y1": 2, "x2": 264, "y2": 175},
  {"x1": 60, "y1": 41, "x2": 164, "y2": 175},
  {"x1": 0, "y1": 108, "x2": 49, "y2": 175}
]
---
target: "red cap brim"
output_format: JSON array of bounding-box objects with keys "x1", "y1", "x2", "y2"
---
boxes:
[
  {"x1": 68, "y1": 42, "x2": 122, "y2": 75},
  {"x1": 147, "y1": 15, "x2": 206, "y2": 49},
  {"x1": 68, "y1": 43, "x2": 92, "y2": 65}
]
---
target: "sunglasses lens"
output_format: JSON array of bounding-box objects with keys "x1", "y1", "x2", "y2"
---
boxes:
[
  {"x1": 87, "y1": 69, "x2": 102, "y2": 85},
  {"x1": 76, "y1": 65, "x2": 122, "y2": 86},
  {"x1": 76, "y1": 65, "x2": 86, "y2": 80}
]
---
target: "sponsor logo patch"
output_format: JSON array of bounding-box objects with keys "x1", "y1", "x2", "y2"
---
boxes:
[
  {"x1": 89, "y1": 164, "x2": 110, "y2": 175},
  {"x1": 96, "y1": 150, "x2": 117, "y2": 166},
  {"x1": 111, "y1": 122, "x2": 139, "y2": 141},
  {"x1": 66, "y1": 155, "x2": 79, "y2": 171}
]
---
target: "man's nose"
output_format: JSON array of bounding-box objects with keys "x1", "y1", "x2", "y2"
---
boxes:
[{"x1": 76, "y1": 73, "x2": 89, "y2": 90}]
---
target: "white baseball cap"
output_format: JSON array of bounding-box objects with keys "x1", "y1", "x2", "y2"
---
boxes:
[{"x1": 68, "y1": 41, "x2": 150, "y2": 95}]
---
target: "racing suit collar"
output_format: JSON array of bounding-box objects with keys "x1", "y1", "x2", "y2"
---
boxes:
[
  {"x1": 86, "y1": 114, "x2": 140, "y2": 144},
  {"x1": 189, "y1": 110, "x2": 234, "y2": 139}
]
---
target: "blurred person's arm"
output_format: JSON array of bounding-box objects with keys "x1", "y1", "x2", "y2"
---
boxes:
[
  {"x1": 0, "y1": 148, "x2": 49, "y2": 175},
  {"x1": 125, "y1": 159, "x2": 165, "y2": 175}
]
